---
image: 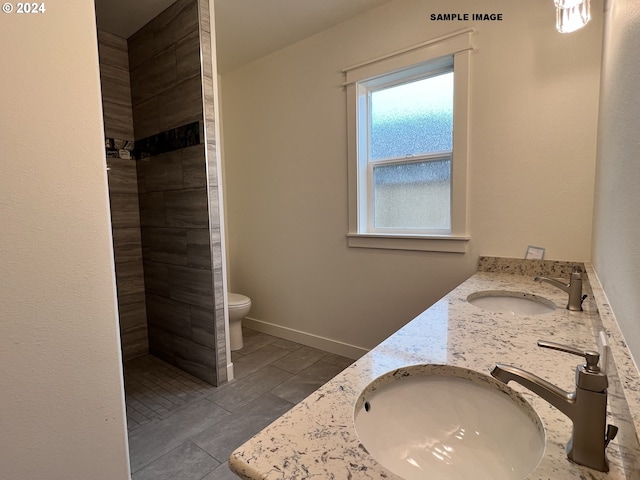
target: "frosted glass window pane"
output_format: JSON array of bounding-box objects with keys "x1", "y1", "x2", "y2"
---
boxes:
[
  {"x1": 370, "y1": 72, "x2": 453, "y2": 161},
  {"x1": 373, "y1": 160, "x2": 451, "y2": 230}
]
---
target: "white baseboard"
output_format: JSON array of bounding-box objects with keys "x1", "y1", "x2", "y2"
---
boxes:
[
  {"x1": 226, "y1": 361, "x2": 235, "y2": 382},
  {"x1": 242, "y1": 317, "x2": 369, "y2": 360}
]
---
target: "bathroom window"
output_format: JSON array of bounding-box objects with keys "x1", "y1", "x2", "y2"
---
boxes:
[{"x1": 345, "y1": 31, "x2": 473, "y2": 252}]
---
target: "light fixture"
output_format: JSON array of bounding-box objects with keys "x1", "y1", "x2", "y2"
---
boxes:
[
  {"x1": 555, "y1": 0, "x2": 591, "y2": 33},
  {"x1": 554, "y1": 0, "x2": 584, "y2": 7}
]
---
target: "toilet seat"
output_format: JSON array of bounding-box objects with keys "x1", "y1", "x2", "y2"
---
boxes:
[{"x1": 228, "y1": 293, "x2": 251, "y2": 309}]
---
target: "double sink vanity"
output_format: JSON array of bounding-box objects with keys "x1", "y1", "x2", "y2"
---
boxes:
[{"x1": 230, "y1": 257, "x2": 640, "y2": 479}]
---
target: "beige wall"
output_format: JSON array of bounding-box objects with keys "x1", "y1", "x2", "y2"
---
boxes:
[
  {"x1": 220, "y1": 0, "x2": 603, "y2": 352},
  {"x1": 0, "y1": 2, "x2": 130, "y2": 478},
  {"x1": 592, "y1": 0, "x2": 640, "y2": 364}
]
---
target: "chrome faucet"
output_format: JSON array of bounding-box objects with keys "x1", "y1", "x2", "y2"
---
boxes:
[
  {"x1": 491, "y1": 340, "x2": 617, "y2": 472},
  {"x1": 534, "y1": 266, "x2": 585, "y2": 311}
]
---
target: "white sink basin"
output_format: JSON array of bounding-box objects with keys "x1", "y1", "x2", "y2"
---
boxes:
[
  {"x1": 354, "y1": 365, "x2": 545, "y2": 480},
  {"x1": 467, "y1": 290, "x2": 556, "y2": 315}
]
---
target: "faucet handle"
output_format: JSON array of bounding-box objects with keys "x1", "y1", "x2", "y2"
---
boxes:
[
  {"x1": 537, "y1": 339, "x2": 608, "y2": 392},
  {"x1": 537, "y1": 340, "x2": 600, "y2": 372}
]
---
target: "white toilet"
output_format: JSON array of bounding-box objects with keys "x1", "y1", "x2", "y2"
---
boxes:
[{"x1": 228, "y1": 292, "x2": 251, "y2": 351}]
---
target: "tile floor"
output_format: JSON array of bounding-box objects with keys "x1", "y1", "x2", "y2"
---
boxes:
[{"x1": 124, "y1": 328, "x2": 355, "y2": 479}]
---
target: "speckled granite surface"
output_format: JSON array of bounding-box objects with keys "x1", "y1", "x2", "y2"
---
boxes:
[{"x1": 229, "y1": 258, "x2": 640, "y2": 479}]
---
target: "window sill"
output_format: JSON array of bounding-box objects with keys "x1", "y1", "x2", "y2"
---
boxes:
[{"x1": 347, "y1": 233, "x2": 469, "y2": 253}]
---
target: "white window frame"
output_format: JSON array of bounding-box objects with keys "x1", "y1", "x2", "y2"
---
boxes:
[
  {"x1": 345, "y1": 29, "x2": 474, "y2": 253},
  {"x1": 359, "y1": 62, "x2": 454, "y2": 235}
]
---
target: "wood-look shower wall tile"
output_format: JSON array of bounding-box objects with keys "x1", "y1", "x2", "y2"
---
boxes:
[
  {"x1": 130, "y1": 47, "x2": 179, "y2": 106},
  {"x1": 173, "y1": 335, "x2": 217, "y2": 384},
  {"x1": 167, "y1": 264, "x2": 214, "y2": 310},
  {"x1": 186, "y1": 228, "x2": 211, "y2": 269},
  {"x1": 190, "y1": 305, "x2": 216, "y2": 348},
  {"x1": 198, "y1": 0, "x2": 210, "y2": 33},
  {"x1": 118, "y1": 291, "x2": 145, "y2": 309},
  {"x1": 198, "y1": 23, "x2": 213, "y2": 82},
  {"x1": 112, "y1": 227, "x2": 143, "y2": 264},
  {"x1": 100, "y1": 63, "x2": 132, "y2": 107},
  {"x1": 121, "y1": 325, "x2": 149, "y2": 361},
  {"x1": 109, "y1": 194, "x2": 141, "y2": 228},
  {"x1": 138, "y1": 192, "x2": 166, "y2": 227},
  {"x1": 115, "y1": 259, "x2": 145, "y2": 296},
  {"x1": 103, "y1": 101, "x2": 135, "y2": 140},
  {"x1": 179, "y1": 145, "x2": 207, "y2": 188},
  {"x1": 146, "y1": 293, "x2": 192, "y2": 337},
  {"x1": 198, "y1": 0, "x2": 227, "y2": 385},
  {"x1": 128, "y1": 24, "x2": 155, "y2": 70},
  {"x1": 107, "y1": 158, "x2": 138, "y2": 194},
  {"x1": 118, "y1": 299, "x2": 148, "y2": 332},
  {"x1": 158, "y1": 76, "x2": 203, "y2": 133},
  {"x1": 164, "y1": 188, "x2": 209, "y2": 228},
  {"x1": 133, "y1": 97, "x2": 160, "y2": 140},
  {"x1": 143, "y1": 260, "x2": 170, "y2": 297},
  {"x1": 176, "y1": 29, "x2": 200, "y2": 81},
  {"x1": 205, "y1": 184, "x2": 219, "y2": 225},
  {"x1": 148, "y1": 325, "x2": 177, "y2": 362},
  {"x1": 137, "y1": 153, "x2": 184, "y2": 193},
  {"x1": 172, "y1": 0, "x2": 199, "y2": 41},
  {"x1": 130, "y1": 60, "x2": 156, "y2": 105},
  {"x1": 142, "y1": 227, "x2": 188, "y2": 266},
  {"x1": 208, "y1": 228, "x2": 223, "y2": 273},
  {"x1": 153, "y1": 0, "x2": 199, "y2": 53},
  {"x1": 202, "y1": 75, "x2": 215, "y2": 122},
  {"x1": 98, "y1": 30, "x2": 129, "y2": 70},
  {"x1": 154, "y1": 46, "x2": 179, "y2": 94},
  {"x1": 99, "y1": 30, "x2": 134, "y2": 140}
]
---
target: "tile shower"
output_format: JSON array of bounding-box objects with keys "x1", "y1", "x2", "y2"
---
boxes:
[{"x1": 98, "y1": 0, "x2": 226, "y2": 386}]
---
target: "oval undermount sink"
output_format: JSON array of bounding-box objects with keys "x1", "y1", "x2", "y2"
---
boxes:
[
  {"x1": 467, "y1": 290, "x2": 556, "y2": 315},
  {"x1": 354, "y1": 365, "x2": 545, "y2": 480}
]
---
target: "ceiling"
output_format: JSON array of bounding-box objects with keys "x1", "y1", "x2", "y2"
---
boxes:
[
  {"x1": 213, "y1": 0, "x2": 393, "y2": 72},
  {"x1": 94, "y1": 0, "x2": 393, "y2": 73},
  {"x1": 94, "y1": 0, "x2": 177, "y2": 39}
]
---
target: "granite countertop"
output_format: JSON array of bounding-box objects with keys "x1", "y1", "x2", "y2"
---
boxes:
[{"x1": 229, "y1": 258, "x2": 640, "y2": 479}]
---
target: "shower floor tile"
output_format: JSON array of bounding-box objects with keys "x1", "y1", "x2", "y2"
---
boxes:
[{"x1": 124, "y1": 354, "x2": 217, "y2": 432}]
